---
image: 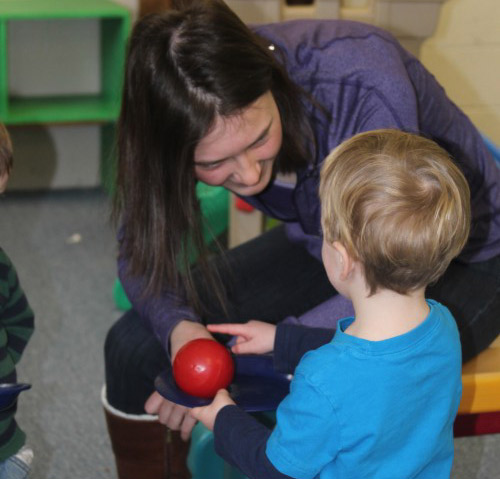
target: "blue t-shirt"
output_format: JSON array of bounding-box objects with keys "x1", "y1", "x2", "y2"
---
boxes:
[{"x1": 265, "y1": 299, "x2": 462, "y2": 479}]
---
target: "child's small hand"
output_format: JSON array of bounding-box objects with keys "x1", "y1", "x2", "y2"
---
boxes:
[
  {"x1": 190, "y1": 389, "x2": 236, "y2": 431},
  {"x1": 207, "y1": 321, "x2": 276, "y2": 355}
]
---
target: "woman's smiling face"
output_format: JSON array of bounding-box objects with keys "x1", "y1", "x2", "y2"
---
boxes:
[{"x1": 194, "y1": 91, "x2": 283, "y2": 196}]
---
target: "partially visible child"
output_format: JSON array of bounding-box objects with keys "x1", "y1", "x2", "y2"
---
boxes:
[
  {"x1": 0, "y1": 124, "x2": 35, "y2": 479},
  {"x1": 190, "y1": 129, "x2": 471, "y2": 479}
]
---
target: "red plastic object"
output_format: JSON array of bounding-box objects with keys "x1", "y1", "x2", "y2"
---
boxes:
[
  {"x1": 454, "y1": 411, "x2": 500, "y2": 437},
  {"x1": 235, "y1": 197, "x2": 255, "y2": 213},
  {"x1": 173, "y1": 339, "x2": 235, "y2": 398}
]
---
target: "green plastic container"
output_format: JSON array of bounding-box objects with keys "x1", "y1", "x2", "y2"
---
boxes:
[
  {"x1": 188, "y1": 412, "x2": 275, "y2": 479},
  {"x1": 197, "y1": 182, "x2": 229, "y2": 241},
  {"x1": 188, "y1": 422, "x2": 248, "y2": 479}
]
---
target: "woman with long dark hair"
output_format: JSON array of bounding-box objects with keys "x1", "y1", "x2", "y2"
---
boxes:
[{"x1": 103, "y1": 1, "x2": 500, "y2": 477}]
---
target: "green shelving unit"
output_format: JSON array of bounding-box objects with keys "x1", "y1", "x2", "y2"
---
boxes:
[{"x1": 0, "y1": 0, "x2": 130, "y2": 125}]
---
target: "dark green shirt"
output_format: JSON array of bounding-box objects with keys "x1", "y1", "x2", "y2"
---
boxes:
[{"x1": 0, "y1": 248, "x2": 34, "y2": 461}]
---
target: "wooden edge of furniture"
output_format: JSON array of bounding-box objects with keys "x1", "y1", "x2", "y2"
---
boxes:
[{"x1": 458, "y1": 335, "x2": 500, "y2": 415}]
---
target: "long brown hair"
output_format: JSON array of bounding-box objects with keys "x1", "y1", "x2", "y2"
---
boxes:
[{"x1": 113, "y1": 0, "x2": 313, "y2": 307}]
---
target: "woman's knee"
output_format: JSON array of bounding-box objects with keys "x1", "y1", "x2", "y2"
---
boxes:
[{"x1": 104, "y1": 310, "x2": 168, "y2": 413}]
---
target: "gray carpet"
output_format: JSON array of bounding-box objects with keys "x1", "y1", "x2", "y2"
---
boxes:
[
  {"x1": 0, "y1": 189, "x2": 118, "y2": 478},
  {"x1": 0, "y1": 189, "x2": 499, "y2": 478}
]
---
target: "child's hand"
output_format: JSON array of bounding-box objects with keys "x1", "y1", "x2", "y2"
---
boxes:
[
  {"x1": 207, "y1": 321, "x2": 276, "y2": 355},
  {"x1": 190, "y1": 389, "x2": 235, "y2": 431}
]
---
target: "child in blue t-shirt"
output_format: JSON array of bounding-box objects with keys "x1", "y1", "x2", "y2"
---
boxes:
[{"x1": 190, "y1": 129, "x2": 471, "y2": 479}]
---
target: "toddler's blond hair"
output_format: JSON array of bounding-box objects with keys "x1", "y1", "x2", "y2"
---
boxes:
[{"x1": 320, "y1": 129, "x2": 471, "y2": 295}]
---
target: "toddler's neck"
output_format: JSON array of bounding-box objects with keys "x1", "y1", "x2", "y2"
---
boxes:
[{"x1": 345, "y1": 287, "x2": 429, "y2": 341}]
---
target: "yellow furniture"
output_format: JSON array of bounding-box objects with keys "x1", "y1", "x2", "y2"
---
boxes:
[{"x1": 454, "y1": 335, "x2": 500, "y2": 436}]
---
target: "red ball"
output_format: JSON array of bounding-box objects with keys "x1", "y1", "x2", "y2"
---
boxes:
[{"x1": 173, "y1": 338, "x2": 235, "y2": 398}]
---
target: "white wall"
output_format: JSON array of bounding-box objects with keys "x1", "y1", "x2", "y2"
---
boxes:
[{"x1": 420, "y1": 0, "x2": 500, "y2": 145}]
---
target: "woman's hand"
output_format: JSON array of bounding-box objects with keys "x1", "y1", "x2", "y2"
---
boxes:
[
  {"x1": 144, "y1": 320, "x2": 213, "y2": 440},
  {"x1": 190, "y1": 389, "x2": 235, "y2": 432},
  {"x1": 170, "y1": 320, "x2": 213, "y2": 360},
  {"x1": 207, "y1": 320, "x2": 276, "y2": 355},
  {"x1": 144, "y1": 391, "x2": 197, "y2": 441}
]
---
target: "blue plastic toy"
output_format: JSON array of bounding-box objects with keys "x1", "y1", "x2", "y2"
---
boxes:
[{"x1": 0, "y1": 383, "x2": 31, "y2": 411}]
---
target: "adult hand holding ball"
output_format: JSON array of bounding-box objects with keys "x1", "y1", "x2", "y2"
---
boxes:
[{"x1": 173, "y1": 338, "x2": 235, "y2": 398}]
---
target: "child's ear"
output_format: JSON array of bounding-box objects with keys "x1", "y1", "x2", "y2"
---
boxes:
[{"x1": 332, "y1": 241, "x2": 353, "y2": 280}]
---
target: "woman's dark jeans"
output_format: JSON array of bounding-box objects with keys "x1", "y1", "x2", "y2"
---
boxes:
[{"x1": 105, "y1": 225, "x2": 500, "y2": 413}]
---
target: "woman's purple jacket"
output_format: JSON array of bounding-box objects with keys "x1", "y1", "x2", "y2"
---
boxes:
[{"x1": 118, "y1": 19, "x2": 500, "y2": 350}]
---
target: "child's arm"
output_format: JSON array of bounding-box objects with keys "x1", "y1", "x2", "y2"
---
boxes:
[
  {"x1": 207, "y1": 321, "x2": 276, "y2": 355},
  {"x1": 273, "y1": 324, "x2": 335, "y2": 374},
  {"x1": 190, "y1": 391, "x2": 294, "y2": 479},
  {"x1": 190, "y1": 389, "x2": 236, "y2": 431},
  {"x1": 214, "y1": 368, "x2": 339, "y2": 479},
  {"x1": 208, "y1": 321, "x2": 335, "y2": 374},
  {"x1": 0, "y1": 249, "x2": 34, "y2": 367}
]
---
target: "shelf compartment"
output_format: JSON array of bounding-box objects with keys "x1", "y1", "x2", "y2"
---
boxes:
[{"x1": 0, "y1": 0, "x2": 130, "y2": 125}]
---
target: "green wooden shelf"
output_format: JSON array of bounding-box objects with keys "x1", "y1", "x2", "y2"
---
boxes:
[
  {"x1": 0, "y1": 0, "x2": 130, "y2": 124},
  {"x1": 6, "y1": 95, "x2": 119, "y2": 124},
  {"x1": 0, "y1": 1, "x2": 129, "y2": 19}
]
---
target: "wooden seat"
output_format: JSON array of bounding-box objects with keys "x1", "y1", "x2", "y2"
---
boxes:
[{"x1": 454, "y1": 335, "x2": 500, "y2": 437}]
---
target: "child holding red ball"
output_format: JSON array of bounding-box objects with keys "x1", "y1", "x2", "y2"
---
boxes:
[{"x1": 191, "y1": 129, "x2": 470, "y2": 479}]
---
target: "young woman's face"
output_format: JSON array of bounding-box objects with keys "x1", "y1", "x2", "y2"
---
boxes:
[{"x1": 194, "y1": 91, "x2": 283, "y2": 196}]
